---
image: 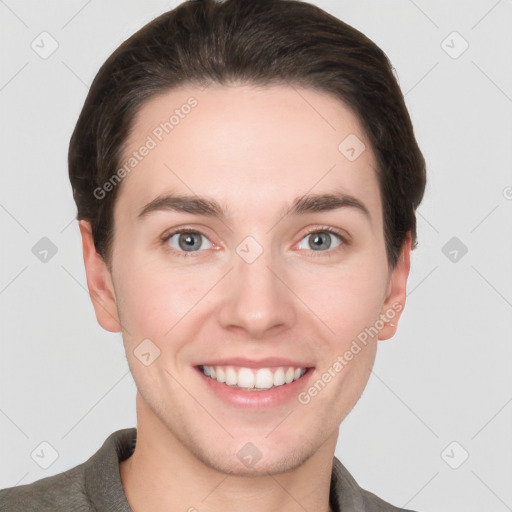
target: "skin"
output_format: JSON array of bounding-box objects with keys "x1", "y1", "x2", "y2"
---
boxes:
[{"x1": 79, "y1": 83, "x2": 411, "y2": 512}]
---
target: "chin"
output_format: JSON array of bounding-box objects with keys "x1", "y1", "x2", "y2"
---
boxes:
[{"x1": 192, "y1": 441, "x2": 316, "y2": 477}]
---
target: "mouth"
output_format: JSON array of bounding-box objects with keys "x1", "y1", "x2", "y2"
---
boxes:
[
  {"x1": 197, "y1": 364, "x2": 309, "y2": 391},
  {"x1": 193, "y1": 357, "x2": 315, "y2": 408}
]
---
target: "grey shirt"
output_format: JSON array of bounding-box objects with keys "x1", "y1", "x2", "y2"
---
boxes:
[{"x1": 0, "y1": 428, "x2": 416, "y2": 511}]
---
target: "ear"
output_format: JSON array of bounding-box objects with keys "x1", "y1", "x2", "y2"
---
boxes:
[
  {"x1": 378, "y1": 232, "x2": 412, "y2": 340},
  {"x1": 78, "y1": 220, "x2": 122, "y2": 333}
]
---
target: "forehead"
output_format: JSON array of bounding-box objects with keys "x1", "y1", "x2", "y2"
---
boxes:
[{"x1": 116, "y1": 84, "x2": 381, "y2": 225}]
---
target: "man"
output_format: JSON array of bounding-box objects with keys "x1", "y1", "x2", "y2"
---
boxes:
[{"x1": 0, "y1": 0, "x2": 425, "y2": 510}]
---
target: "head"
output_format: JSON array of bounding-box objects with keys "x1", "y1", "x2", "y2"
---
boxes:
[{"x1": 70, "y1": 0, "x2": 425, "y2": 475}]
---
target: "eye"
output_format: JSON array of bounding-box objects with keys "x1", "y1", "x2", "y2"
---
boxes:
[
  {"x1": 161, "y1": 226, "x2": 347, "y2": 258},
  {"x1": 297, "y1": 228, "x2": 346, "y2": 253},
  {"x1": 162, "y1": 229, "x2": 213, "y2": 255}
]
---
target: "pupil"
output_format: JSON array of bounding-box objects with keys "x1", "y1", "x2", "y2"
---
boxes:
[
  {"x1": 179, "y1": 233, "x2": 201, "y2": 251},
  {"x1": 311, "y1": 232, "x2": 331, "y2": 250}
]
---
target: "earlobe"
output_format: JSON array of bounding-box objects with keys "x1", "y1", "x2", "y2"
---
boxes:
[
  {"x1": 78, "y1": 220, "x2": 122, "y2": 333},
  {"x1": 378, "y1": 232, "x2": 412, "y2": 340}
]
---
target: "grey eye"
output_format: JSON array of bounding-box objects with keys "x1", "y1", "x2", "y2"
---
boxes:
[
  {"x1": 167, "y1": 231, "x2": 212, "y2": 252},
  {"x1": 297, "y1": 231, "x2": 342, "y2": 251}
]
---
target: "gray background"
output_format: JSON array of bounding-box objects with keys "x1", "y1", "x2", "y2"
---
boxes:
[{"x1": 1, "y1": 1, "x2": 511, "y2": 510}]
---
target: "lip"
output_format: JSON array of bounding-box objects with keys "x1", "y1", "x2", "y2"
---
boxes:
[
  {"x1": 195, "y1": 364, "x2": 315, "y2": 409},
  {"x1": 194, "y1": 357, "x2": 312, "y2": 369}
]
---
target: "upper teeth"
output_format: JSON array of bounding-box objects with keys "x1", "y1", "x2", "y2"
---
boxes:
[{"x1": 200, "y1": 365, "x2": 306, "y2": 390}]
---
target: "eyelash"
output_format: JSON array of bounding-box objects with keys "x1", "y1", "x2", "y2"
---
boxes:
[{"x1": 160, "y1": 226, "x2": 349, "y2": 258}]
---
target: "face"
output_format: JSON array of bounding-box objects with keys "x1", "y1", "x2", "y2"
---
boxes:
[{"x1": 81, "y1": 83, "x2": 410, "y2": 475}]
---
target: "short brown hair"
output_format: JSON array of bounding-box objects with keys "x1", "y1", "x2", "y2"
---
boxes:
[{"x1": 68, "y1": 0, "x2": 426, "y2": 269}]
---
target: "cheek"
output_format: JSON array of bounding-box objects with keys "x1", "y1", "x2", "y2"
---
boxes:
[
  {"x1": 298, "y1": 258, "x2": 389, "y2": 342},
  {"x1": 113, "y1": 255, "x2": 208, "y2": 343}
]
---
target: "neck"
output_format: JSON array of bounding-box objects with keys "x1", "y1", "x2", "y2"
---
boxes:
[{"x1": 120, "y1": 394, "x2": 337, "y2": 512}]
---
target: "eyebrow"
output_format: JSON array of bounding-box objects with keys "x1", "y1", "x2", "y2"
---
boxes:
[{"x1": 137, "y1": 191, "x2": 371, "y2": 222}]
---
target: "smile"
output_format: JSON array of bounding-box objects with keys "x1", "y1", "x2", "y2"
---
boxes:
[{"x1": 198, "y1": 365, "x2": 308, "y2": 391}]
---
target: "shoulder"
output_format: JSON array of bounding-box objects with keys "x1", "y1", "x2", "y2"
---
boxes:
[
  {"x1": 331, "y1": 456, "x2": 419, "y2": 512},
  {"x1": 0, "y1": 464, "x2": 89, "y2": 511},
  {"x1": 0, "y1": 428, "x2": 136, "y2": 512},
  {"x1": 360, "y1": 487, "x2": 417, "y2": 512}
]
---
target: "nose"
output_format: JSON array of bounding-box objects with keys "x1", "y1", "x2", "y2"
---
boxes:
[{"x1": 217, "y1": 244, "x2": 296, "y2": 339}]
